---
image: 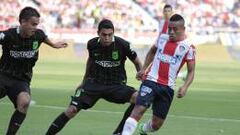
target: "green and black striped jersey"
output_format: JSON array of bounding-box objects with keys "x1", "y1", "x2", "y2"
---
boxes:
[
  {"x1": 87, "y1": 36, "x2": 137, "y2": 85},
  {"x1": 0, "y1": 27, "x2": 47, "y2": 82}
]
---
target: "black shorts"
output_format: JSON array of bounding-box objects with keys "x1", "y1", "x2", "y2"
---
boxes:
[
  {"x1": 136, "y1": 80, "x2": 174, "y2": 119},
  {"x1": 70, "y1": 79, "x2": 136, "y2": 110},
  {"x1": 0, "y1": 73, "x2": 30, "y2": 108}
]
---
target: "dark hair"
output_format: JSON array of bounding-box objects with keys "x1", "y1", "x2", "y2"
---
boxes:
[
  {"x1": 19, "y1": 7, "x2": 40, "y2": 23},
  {"x1": 170, "y1": 14, "x2": 185, "y2": 24},
  {"x1": 163, "y1": 4, "x2": 172, "y2": 10},
  {"x1": 98, "y1": 19, "x2": 114, "y2": 32}
]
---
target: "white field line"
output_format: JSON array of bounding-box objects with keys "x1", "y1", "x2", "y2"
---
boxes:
[{"x1": 0, "y1": 102, "x2": 240, "y2": 123}]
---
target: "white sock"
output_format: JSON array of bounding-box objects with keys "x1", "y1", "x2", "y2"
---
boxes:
[
  {"x1": 122, "y1": 117, "x2": 138, "y2": 135},
  {"x1": 143, "y1": 120, "x2": 154, "y2": 132}
]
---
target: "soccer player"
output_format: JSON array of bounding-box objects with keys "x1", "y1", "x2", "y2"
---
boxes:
[
  {"x1": 45, "y1": 19, "x2": 142, "y2": 135},
  {"x1": 159, "y1": 4, "x2": 186, "y2": 80},
  {"x1": 122, "y1": 14, "x2": 196, "y2": 135},
  {"x1": 0, "y1": 7, "x2": 67, "y2": 135},
  {"x1": 158, "y1": 4, "x2": 173, "y2": 35}
]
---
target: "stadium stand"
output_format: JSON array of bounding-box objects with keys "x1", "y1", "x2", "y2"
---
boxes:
[{"x1": 0, "y1": 0, "x2": 240, "y2": 45}]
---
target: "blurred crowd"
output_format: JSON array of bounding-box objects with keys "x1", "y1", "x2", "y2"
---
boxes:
[
  {"x1": 0, "y1": 0, "x2": 152, "y2": 33},
  {"x1": 136, "y1": 0, "x2": 240, "y2": 29},
  {"x1": 0, "y1": 0, "x2": 240, "y2": 34}
]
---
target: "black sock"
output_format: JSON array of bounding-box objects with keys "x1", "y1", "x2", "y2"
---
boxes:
[
  {"x1": 6, "y1": 110, "x2": 26, "y2": 135},
  {"x1": 113, "y1": 104, "x2": 135, "y2": 134},
  {"x1": 46, "y1": 112, "x2": 70, "y2": 135}
]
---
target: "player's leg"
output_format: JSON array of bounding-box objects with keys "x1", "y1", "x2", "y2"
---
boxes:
[
  {"x1": 0, "y1": 74, "x2": 8, "y2": 99},
  {"x1": 139, "y1": 115, "x2": 165, "y2": 134},
  {"x1": 102, "y1": 84, "x2": 136, "y2": 135},
  {"x1": 122, "y1": 105, "x2": 147, "y2": 135},
  {"x1": 46, "y1": 82, "x2": 100, "y2": 135},
  {"x1": 6, "y1": 79, "x2": 31, "y2": 135},
  {"x1": 139, "y1": 84, "x2": 174, "y2": 134},
  {"x1": 6, "y1": 91, "x2": 31, "y2": 135},
  {"x1": 122, "y1": 80, "x2": 156, "y2": 135},
  {"x1": 45, "y1": 105, "x2": 79, "y2": 135},
  {"x1": 112, "y1": 89, "x2": 138, "y2": 135}
]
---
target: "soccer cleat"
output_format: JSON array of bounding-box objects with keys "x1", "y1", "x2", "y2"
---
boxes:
[{"x1": 138, "y1": 122, "x2": 148, "y2": 135}]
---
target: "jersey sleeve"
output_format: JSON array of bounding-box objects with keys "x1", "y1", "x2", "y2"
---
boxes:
[
  {"x1": 155, "y1": 33, "x2": 169, "y2": 48},
  {"x1": 186, "y1": 45, "x2": 196, "y2": 61},
  {"x1": 87, "y1": 40, "x2": 93, "y2": 58},
  {"x1": 124, "y1": 43, "x2": 137, "y2": 61},
  {"x1": 0, "y1": 30, "x2": 9, "y2": 46},
  {"x1": 37, "y1": 29, "x2": 48, "y2": 43}
]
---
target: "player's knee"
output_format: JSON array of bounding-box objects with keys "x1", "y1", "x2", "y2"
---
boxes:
[
  {"x1": 17, "y1": 92, "x2": 31, "y2": 112},
  {"x1": 151, "y1": 119, "x2": 164, "y2": 131},
  {"x1": 130, "y1": 92, "x2": 138, "y2": 103},
  {"x1": 17, "y1": 98, "x2": 30, "y2": 112},
  {"x1": 151, "y1": 123, "x2": 161, "y2": 131},
  {"x1": 18, "y1": 98, "x2": 30, "y2": 108},
  {"x1": 65, "y1": 105, "x2": 79, "y2": 118}
]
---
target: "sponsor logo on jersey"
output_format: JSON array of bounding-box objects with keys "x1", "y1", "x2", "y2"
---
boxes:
[
  {"x1": 112, "y1": 51, "x2": 119, "y2": 60},
  {"x1": 157, "y1": 52, "x2": 177, "y2": 64},
  {"x1": 95, "y1": 60, "x2": 120, "y2": 67},
  {"x1": 140, "y1": 85, "x2": 152, "y2": 96},
  {"x1": 179, "y1": 45, "x2": 186, "y2": 52},
  {"x1": 32, "y1": 41, "x2": 39, "y2": 50},
  {"x1": 0, "y1": 32, "x2": 5, "y2": 40},
  {"x1": 10, "y1": 50, "x2": 37, "y2": 58}
]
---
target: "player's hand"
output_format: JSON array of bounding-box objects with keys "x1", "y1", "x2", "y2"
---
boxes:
[
  {"x1": 136, "y1": 70, "x2": 144, "y2": 81},
  {"x1": 177, "y1": 85, "x2": 187, "y2": 98},
  {"x1": 54, "y1": 41, "x2": 68, "y2": 48}
]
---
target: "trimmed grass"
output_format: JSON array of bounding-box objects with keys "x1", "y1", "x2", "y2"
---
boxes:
[{"x1": 0, "y1": 44, "x2": 240, "y2": 135}]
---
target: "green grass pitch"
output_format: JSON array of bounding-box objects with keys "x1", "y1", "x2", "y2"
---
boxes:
[{"x1": 0, "y1": 44, "x2": 240, "y2": 135}]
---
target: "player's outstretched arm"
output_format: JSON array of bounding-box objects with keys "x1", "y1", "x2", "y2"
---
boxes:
[
  {"x1": 142, "y1": 45, "x2": 157, "y2": 70},
  {"x1": 44, "y1": 38, "x2": 68, "y2": 49},
  {"x1": 177, "y1": 60, "x2": 195, "y2": 98},
  {"x1": 131, "y1": 57, "x2": 142, "y2": 81},
  {"x1": 136, "y1": 45, "x2": 157, "y2": 80},
  {"x1": 132, "y1": 57, "x2": 142, "y2": 72}
]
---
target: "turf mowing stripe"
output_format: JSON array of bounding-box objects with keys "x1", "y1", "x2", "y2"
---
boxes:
[{"x1": 1, "y1": 102, "x2": 240, "y2": 123}]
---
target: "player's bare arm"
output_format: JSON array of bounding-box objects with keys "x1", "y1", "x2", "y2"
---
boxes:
[
  {"x1": 44, "y1": 38, "x2": 68, "y2": 48},
  {"x1": 177, "y1": 60, "x2": 195, "y2": 98},
  {"x1": 136, "y1": 45, "x2": 157, "y2": 80},
  {"x1": 142, "y1": 45, "x2": 157, "y2": 70},
  {"x1": 131, "y1": 57, "x2": 142, "y2": 80},
  {"x1": 132, "y1": 57, "x2": 142, "y2": 72}
]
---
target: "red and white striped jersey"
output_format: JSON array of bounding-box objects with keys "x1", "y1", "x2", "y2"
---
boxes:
[
  {"x1": 144, "y1": 34, "x2": 196, "y2": 89},
  {"x1": 155, "y1": 19, "x2": 169, "y2": 43},
  {"x1": 158, "y1": 19, "x2": 169, "y2": 34}
]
